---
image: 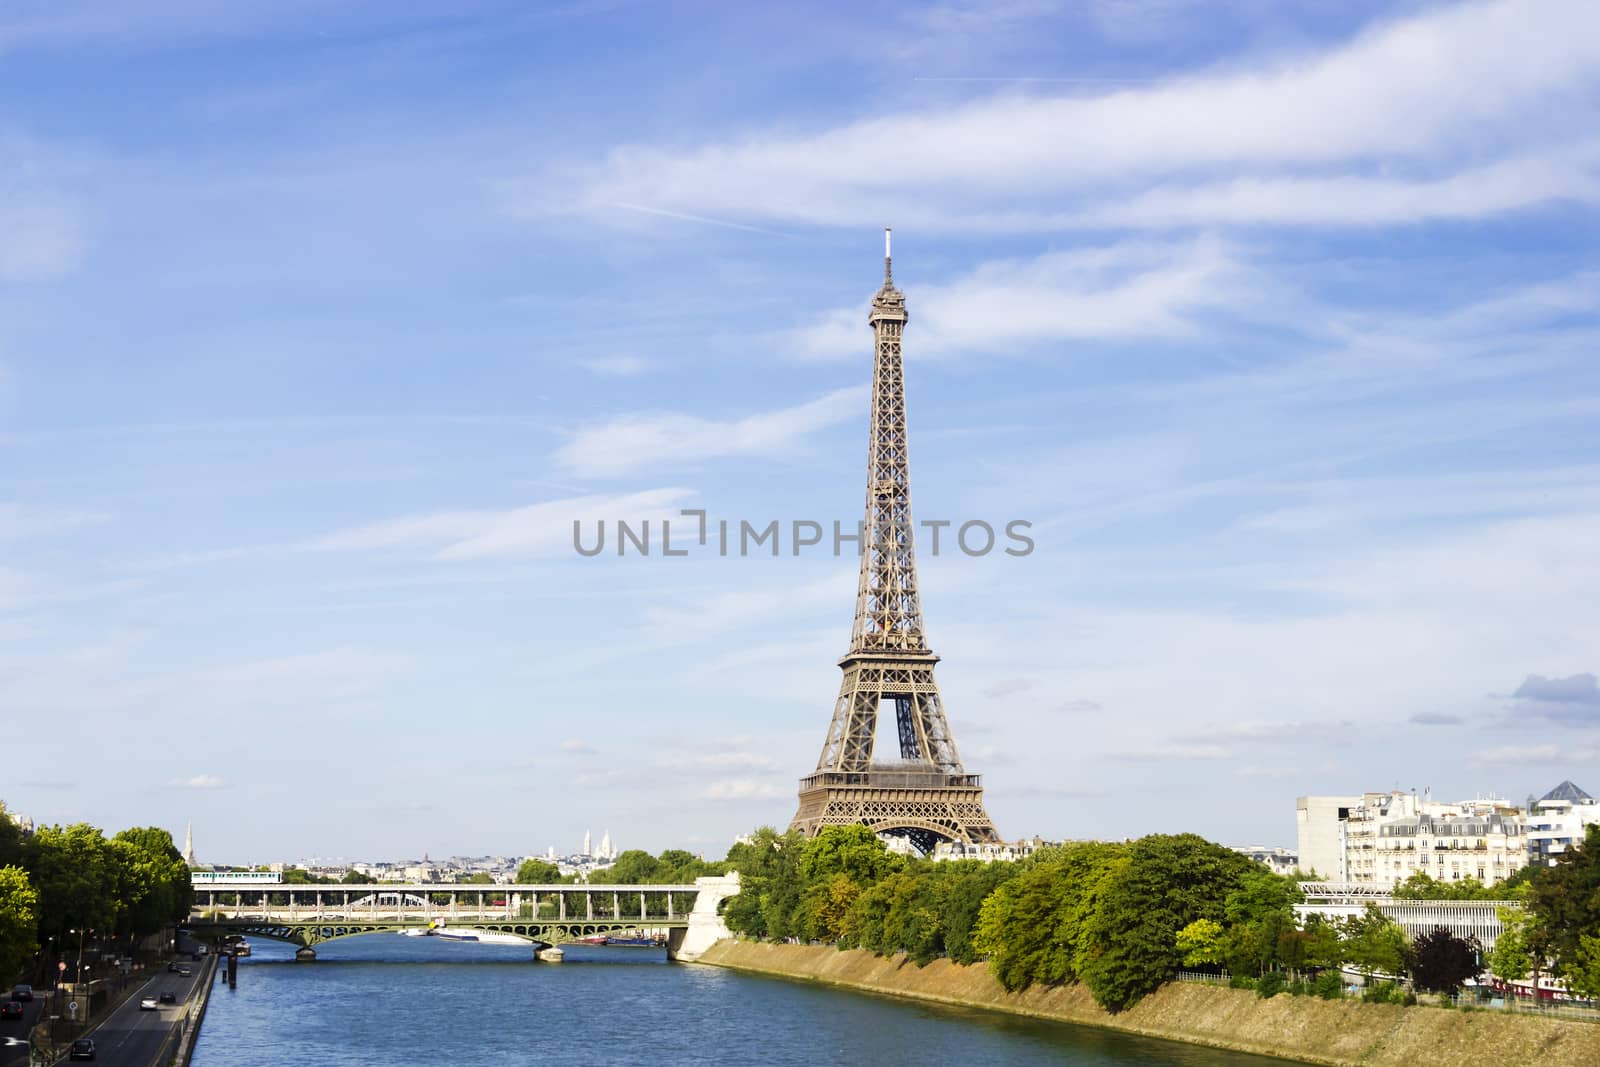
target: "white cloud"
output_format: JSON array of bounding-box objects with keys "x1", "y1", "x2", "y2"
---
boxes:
[
  {"x1": 1112, "y1": 742, "x2": 1233, "y2": 761},
  {"x1": 0, "y1": 504, "x2": 110, "y2": 540},
  {"x1": 1078, "y1": 143, "x2": 1600, "y2": 229},
  {"x1": 701, "y1": 778, "x2": 786, "y2": 801},
  {"x1": 560, "y1": 738, "x2": 596, "y2": 755},
  {"x1": 1468, "y1": 744, "x2": 1600, "y2": 767},
  {"x1": 549, "y1": 0, "x2": 1600, "y2": 230},
  {"x1": 555, "y1": 388, "x2": 863, "y2": 478},
  {"x1": 0, "y1": 192, "x2": 84, "y2": 281},
  {"x1": 580, "y1": 355, "x2": 654, "y2": 377},
  {"x1": 659, "y1": 751, "x2": 781, "y2": 773},
  {"x1": 789, "y1": 240, "x2": 1260, "y2": 361},
  {"x1": 1236, "y1": 765, "x2": 1299, "y2": 780},
  {"x1": 311, "y1": 489, "x2": 695, "y2": 560},
  {"x1": 169, "y1": 774, "x2": 226, "y2": 789},
  {"x1": 982, "y1": 677, "x2": 1034, "y2": 699}
]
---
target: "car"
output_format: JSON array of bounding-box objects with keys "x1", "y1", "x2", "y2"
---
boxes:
[
  {"x1": 139, "y1": 997, "x2": 158, "y2": 1011},
  {"x1": 7, "y1": 985, "x2": 30, "y2": 1003},
  {"x1": 168, "y1": 962, "x2": 180, "y2": 973},
  {"x1": 178, "y1": 967, "x2": 192, "y2": 977},
  {"x1": 69, "y1": 1038, "x2": 96, "y2": 1061},
  {"x1": 0, "y1": 1000, "x2": 22, "y2": 1020},
  {"x1": 158, "y1": 992, "x2": 177, "y2": 1005}
]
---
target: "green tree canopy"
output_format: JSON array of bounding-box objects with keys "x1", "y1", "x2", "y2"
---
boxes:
[
  {"x1": 1525, "y1": 824, "x2": 1600, "y2": 982},
  {"x1": 0, "y1": 866, "x2": 39, "y2": 984},
  {"x1": 1340, "y1": 904, "x2": 1408, "y2": 978},
  {"x1": 515, "y1": 859, "x2": 561, "y2": 883}
]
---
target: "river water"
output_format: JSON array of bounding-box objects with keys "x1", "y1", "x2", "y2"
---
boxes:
[{"x1": 189, "y1": 936, "x2": 1300, "y2": 1066}]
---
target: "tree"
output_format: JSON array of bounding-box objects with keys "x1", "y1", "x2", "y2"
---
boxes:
[
  {"x1": 515, "y1": 859, "x2": 561, "y2": 884},
  {"x1": 1407, "y1": 926, "x2": 1480, "y2": 994},
  {"x1": 1392, "y1": 872, "x2": 1500, "y2": 901},
  {"x1": 723, "y1": 827, "x2": 806, "y2": 940},
  {"x1": 463, "y1": 873, "x2": 495, "y2": 885},
  {"x1": 799, "y1": 826, "x2": 902, "y2": 886},
  {"x1": 1340, "y1": 904, "x2": 1408, "y2": 979},
  {"x1": 595, "y1": 850, "x2": 660, "y2": 885},
  {"x1": 1487, "y1": 907, "x2": 1536, "y2": 986},
  {"x1": 1526, "y1": 824, "x2": 1600, "y2": 984},
  {"x1": 798, "y1": 873, "x2": 861, "y2": 944},
  {"x1": 1300, "y1": 914, "x2": 1345, "y2": 970},
  {"x1": 1076, "y1": 835, "x2": 1262, "y2": 1011},
  {"x1": 1176, "y1": 918, "x2": 1225, "y2": 967},
  {"x1": 24, "y1": 823, "x2": 117, "y2": 940},
  {"x1": 1221, "y1": 869, "x2": 1300, "y2": 976},
  {"x1": 341, "y1": 869, "x2": 369, "y2": 885},
  {"x1": 1567, "y1": 933, "x2": 1600, "y2": 1001},
  {"x1": 973, "y1": 842, "x2": 1125, "y2": 993},
  {"x1": 0, "y1": 866, "x2": 38, "y2": 984}
]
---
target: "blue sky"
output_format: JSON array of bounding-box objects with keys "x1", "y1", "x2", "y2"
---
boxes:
[{"x1": 2, "y1": 0, "x2": 1598, "y2": 863}]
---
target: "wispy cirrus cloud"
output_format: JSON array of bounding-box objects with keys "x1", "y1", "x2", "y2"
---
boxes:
[
  {"x1": 1112, "y1": 742, "x2": 1232, "y2": 762},
  {"x1": 789, "y1": 240, "x2": 1260, "y2": 361},
  {"x1": 701, "y1": 778, "x2": 785, "y2": 801},
  {"x1": 168, "y1": 774, "x2": 227, "y2": 789},
  {"x1": 311, "y1": 489, "x2": 694, "y2": 560},
  {"x1": 1469, "y1": 743, "x2": 1600, "y2": 767},
  {"x1": 554, "y1": 388, "x2": 862, "y2": 478},
  {"x1": 546, "y1": 0, "x2": 1600, "y2": 231}
]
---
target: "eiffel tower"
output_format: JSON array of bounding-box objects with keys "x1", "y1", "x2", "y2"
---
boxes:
[{"x1": 790, "y1": 230, "x2": 1001, "y2": 853}]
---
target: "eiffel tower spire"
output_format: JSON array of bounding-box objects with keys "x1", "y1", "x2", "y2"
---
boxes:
[{"x1": 791, "y1": 231, "x2": 999, "y2": 852}]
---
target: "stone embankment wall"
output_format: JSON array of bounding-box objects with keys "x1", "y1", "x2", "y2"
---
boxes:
[{"x1": 695, "y1": 940, "x2": 1600, "y2": 1067}]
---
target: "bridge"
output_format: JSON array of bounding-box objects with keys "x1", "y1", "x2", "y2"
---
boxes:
[{"x1": 187, "y1": 875, "x2": 739, "y2": 961}]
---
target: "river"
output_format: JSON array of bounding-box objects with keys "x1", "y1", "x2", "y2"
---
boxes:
[{"x1": 189, "y1": 936, "x2": 1302, "y2": 1066}]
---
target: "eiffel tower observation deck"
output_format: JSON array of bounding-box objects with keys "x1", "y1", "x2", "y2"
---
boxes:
[{"x1": 791, "y1": 231, "x2": 1001, "y2": 853}]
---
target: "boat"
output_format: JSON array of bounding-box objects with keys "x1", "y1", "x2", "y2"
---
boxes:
[
  {"x1": 576, "y1": 934, "x2": 608, "y2": 945},
  {"x1": 402, "y1": 924, "x2": 527, "y2": 946},
  {"x1": 604, "y1": 936, "x2": 664, "y2": 947}
]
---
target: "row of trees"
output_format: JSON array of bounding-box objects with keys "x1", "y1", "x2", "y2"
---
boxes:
[
  {"x1": 722, "y1": 822, "x2": 1600, "y2": 1012},
  {"x1": 724, "y1": 827, "x2": 1300, "y2": 1011},
  {"x1": 0, "y1": 804, "x2": 194, "y2": 983},
  {"x1": 1490, "y1": 824, "x2": 1600, "y2": 999}
]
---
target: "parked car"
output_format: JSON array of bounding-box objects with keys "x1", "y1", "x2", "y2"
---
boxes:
[
  {"x1": 158, "y1": 992, "x2": 177, "y2": 1004},
  {"x1": 69, "y1": 1038, "x2": 96, "y2": 1061},
  {"x1": 7, "y1": 985, "x2": 30, "y2": 1003},
  {"x1": 0, "y1": 1000, "x2": 23, "y2": 1020},
  {"x1": 139, "y1": 997, "x2": 158, "y2": 1011}
]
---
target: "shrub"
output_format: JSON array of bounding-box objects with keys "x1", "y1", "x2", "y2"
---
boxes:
[
  {"x1": 1229, "y1": 974, "x2": 1257, "y2": 990},
  {"x1": 1361, "y1": 981, "x2": 1404, "y2": 1004},
  {"x1": 1312, "y1": 972, "x2": 1345, "y2": 1000},
  {"x1": 1255, "y1": 971, "x2": 1287, "y2": 998}
]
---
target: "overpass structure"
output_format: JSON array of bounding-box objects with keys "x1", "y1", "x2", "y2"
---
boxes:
[{"x1": 187, "y1": 875, "x2": 739, "y2": 961}]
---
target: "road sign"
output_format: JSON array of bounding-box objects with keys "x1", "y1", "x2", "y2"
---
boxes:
[{"x1": 67, "y1": 1001, "x2": 78, "y2": 1014}]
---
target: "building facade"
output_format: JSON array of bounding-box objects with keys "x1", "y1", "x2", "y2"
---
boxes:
[
  {"x1": 1296, "y1": 795, "x2": 1361, "y2": 881},
  {"x1": 1298, "y1": 791, "x2": 1527, "y2": 888},
  {"x1": 1527, "y1": 780, "x2": 1600, "y2": 866}
]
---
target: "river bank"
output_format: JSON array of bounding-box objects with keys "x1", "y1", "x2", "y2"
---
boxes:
[{"x1": 695, "y1": 940, "x2": 1600, "y2": 1066}]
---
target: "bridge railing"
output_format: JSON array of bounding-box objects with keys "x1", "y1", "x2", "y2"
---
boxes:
[{"x1": 190, "y1": 883, "x2": 706, "y2": 925}]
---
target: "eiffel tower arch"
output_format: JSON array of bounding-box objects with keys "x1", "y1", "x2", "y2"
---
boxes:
[{"x1": 790, "y1": 231, "x2": 1000, "y2": 853}]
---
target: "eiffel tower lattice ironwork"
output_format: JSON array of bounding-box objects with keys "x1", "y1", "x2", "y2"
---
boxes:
[{"x1": 790, "y1": 230, "x2": 1000, "y2": 853}]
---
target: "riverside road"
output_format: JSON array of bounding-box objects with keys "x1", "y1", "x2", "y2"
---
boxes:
[{"x1": 0, "y1": 962, "x2": 207, "y2": 1067}]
